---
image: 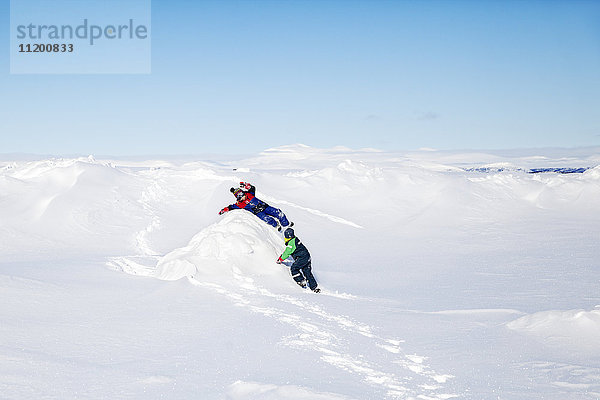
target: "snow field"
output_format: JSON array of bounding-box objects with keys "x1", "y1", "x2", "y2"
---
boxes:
[
  {"x1": 1, "y1": 145, "x2": 600, "y2": 399},
  {"x1": 113, "y1": 211, "x2": 457, "y2": 399}
]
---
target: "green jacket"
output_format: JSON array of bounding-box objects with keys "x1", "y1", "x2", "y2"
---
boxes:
[{"x1": 280, "y1": 237, "x2": 310, "y2": 261}]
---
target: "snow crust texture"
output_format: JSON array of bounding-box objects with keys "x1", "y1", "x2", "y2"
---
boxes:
[
  {"x1": 507, "y1": 308, "x2": 600, "y2": 351},
  {"x1": 155, "y1": 213, "x2": 287, "y2": 282},
  {"x1": 1, "y1": 145, "x2": 600, "y2": 399}
]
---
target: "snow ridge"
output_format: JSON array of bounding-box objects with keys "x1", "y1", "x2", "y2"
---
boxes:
[
  {"x1": 113, "y1": 212, "x2": 456, "y2": 399},
  {"x1": 260, "y1": 194, "x2": 364, "y2": 229},
  {"x1": 4, "y1": 148, "x2": 600, "y2": 399},
  {"x1": 187, "y1": 277, "x2": 456, "y2": 400}
]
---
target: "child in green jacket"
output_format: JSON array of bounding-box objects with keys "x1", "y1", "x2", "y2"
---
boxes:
[{"x1": 277, "y1": 228, "x2": 320, "y2": 293}]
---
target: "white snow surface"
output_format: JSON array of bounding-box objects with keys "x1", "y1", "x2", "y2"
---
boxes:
[
  {"x1": 507, "y1": 308, "x2": 600, "y2": 351},
  {"x1": 1, "y1": 145, "x2": 600, "y2": 399}
]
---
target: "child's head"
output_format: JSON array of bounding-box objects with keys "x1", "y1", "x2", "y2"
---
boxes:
[
  {"x1": 231, "y1": 187, "x2": 245, "y2": 201},
  {"x1": 284, "y1": 228, "x2": 295, "y2": 242}
]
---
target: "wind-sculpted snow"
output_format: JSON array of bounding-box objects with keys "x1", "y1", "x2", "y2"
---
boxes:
[
  {"x1": 507, "y1": 308, "x2": 600, "y2": 352},
  {"x1": 113, "y1": 210, "x2": 458, "y2": 399},
  {"x1": 2, "y1": 146, "x2": 600, "y2": 399},
  {"x1": 226, "y1": 381, "x2": 358, "y2": 400},
  {"x1": 154, "y1": 212, "x2": 288, "y2": 283},
  {"x1": 0, "y1": 156, "x2": 150, "y2": 256}
]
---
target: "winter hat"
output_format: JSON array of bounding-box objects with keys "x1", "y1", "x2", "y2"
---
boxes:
[
  {"x1": 232, "y1": 188, "x2": 244, "y2": 201},
  {"x1": 284, "y1": 228, "x2": 295, "y2": 239}
]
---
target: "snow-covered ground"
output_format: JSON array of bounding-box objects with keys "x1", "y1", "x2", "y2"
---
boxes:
[{"x1": 1, "y1": 145, "x2": 599, "y2": 399}]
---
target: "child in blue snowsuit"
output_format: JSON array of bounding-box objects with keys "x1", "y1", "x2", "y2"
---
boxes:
[
  {"x1": 219, "y1": 182, "x2": 292, "y2": 231},
  {"x1": 277, "y1": 228, "x2": 320, "y2": 293}
]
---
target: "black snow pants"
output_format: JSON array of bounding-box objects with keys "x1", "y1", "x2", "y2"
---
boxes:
[{"x1": 290, "y1": 256, "x2": 318, "y2": 290}]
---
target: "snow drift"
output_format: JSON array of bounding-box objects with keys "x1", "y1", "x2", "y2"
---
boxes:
[
  {"x1": 0, "y1": 156, "x2": 153, "y2": 257},
  {"x1": 154, "y1": 212, "x2": 289, "y2": 285},
  {"x1": 2, "y1": 145, "x2": 600, "y2": 400},
  {"x1": 225, "y1": 381, "x2": 356, "y2": 400},
  {"x1": 507, "y1": 308, "x2": 600, "y2": 353}
]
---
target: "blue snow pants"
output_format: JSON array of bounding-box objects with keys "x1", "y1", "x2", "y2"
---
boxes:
[
  {"x1": 291, "y1": 257, "x2": 318, "y2": 290},
  {"x1": 256, "y1": 206, "x2": 290, "y2": 228}
]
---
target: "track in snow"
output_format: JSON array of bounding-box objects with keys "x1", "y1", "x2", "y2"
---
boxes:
[
  {"x1": 187, "y1": 275, "x2": 456, "y2": 400},
  {"x1": 108, "y1": 253, "x2": 457, "y2": 399}
]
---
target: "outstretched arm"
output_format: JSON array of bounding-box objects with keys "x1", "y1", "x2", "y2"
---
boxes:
[
  {"x1": 277, "y1": 238, "x2": 297, "y2": 262},
  {"x1": 219, "y1": 203, "x2": 241, "y2": 214}
]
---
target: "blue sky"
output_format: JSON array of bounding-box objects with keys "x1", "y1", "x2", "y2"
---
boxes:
[{"x1": 1, "y1": 0, "x2": 599, "y2": 156}]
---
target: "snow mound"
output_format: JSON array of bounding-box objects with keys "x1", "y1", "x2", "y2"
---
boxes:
[
  {"x1": 226, "y1": 381, "x2": 357, "y2": 400},
  {"x1": 155, "y1": 212, "x2": 288, "y2": 283},
  {"x1": 0, "y1": 156, "x2": 149, "y2": 256},
  {"x1": 586, "y1": 164, "x2": 600, "y2": 178},
  {"x1": 507, "y1": 308, "x2": 600, "y2": 352}
]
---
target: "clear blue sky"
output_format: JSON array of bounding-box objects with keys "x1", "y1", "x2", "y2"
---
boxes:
[{"x1": 1, "y1": 0, "x2": 599, "y2": 156}]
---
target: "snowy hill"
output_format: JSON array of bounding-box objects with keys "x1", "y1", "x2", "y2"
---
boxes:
[
  {"x1": 1, "y1": 145, "x2": 600, "y2": 399},
  {"x1": 133, "y1": 212, "x2": 291, "y2": 284}
]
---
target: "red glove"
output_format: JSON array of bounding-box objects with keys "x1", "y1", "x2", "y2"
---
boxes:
[
  {"x1": 276, "y1": 257, "x2": 283, "y2": 264},
  {"x1": 240, "y1": 182, "x2": 252, "y2": 190},
  {"x1": 219, "y1": 207, "x2": 229, "y2": 215}
]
